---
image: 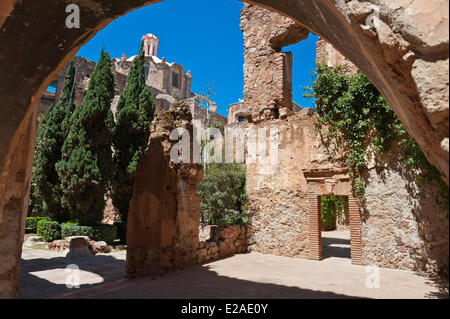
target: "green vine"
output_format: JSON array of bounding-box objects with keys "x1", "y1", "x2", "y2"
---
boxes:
[
  {"x1": 305, "y1": 62, "x2": 448, "y2": 210},
  {"x1": 321, "y1": 196, "x2": 347, "y2": 231}
]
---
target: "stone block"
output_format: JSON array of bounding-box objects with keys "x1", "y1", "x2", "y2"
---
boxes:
[{"x1": 62, "y1": 236, "x2": 93, "y2": 258}]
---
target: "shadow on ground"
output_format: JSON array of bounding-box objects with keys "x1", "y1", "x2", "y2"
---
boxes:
[
  {"x1": 322, "y1": 235, "x2": 351, "y2": 260},
  {"x1": 21, "y1": 253, "x2": 358, "y2": 299},
  {"x1": 423, "y1": 275, "x2": 449, "y2": 299},
  {"x1": 56, "y1": 263, "x2": 360, "y2": 299},
  {"x1": 20, "y1": 254, "x2": 126, "y2": 299}
]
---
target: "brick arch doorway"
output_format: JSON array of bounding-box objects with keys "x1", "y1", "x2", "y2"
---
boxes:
[{"x1": 304, "y1": 169, "x2": 362, "y2": 265}]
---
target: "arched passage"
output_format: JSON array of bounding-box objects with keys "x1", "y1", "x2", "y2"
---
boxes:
[{"x1": 0, "y1": 0, "x2": 448, "y2": 298}]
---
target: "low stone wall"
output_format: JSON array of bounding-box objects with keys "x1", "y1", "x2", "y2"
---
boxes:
[
  {"x1": 46, "y1": 237, "x2": 126, "y2": 255},
  {"x1": 197, "y1": 225, "x2": 248, "y2": 263}
]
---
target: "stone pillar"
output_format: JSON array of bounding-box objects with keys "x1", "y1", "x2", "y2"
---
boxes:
[
  {"x1": 348, "y1": 195, "x2": 362, "y2": 265},
  {"x1": 126, "y1": 102, "x2": 202, "y2": 276},
  {"x1": 0, "y1": 107, "x2": 37, "y2": 298},
  {"x1": 240, "y1": 4, "x2": 309, "y2": 123},
  {"x1": 307, "y1": 193, "x2": 322, "y2": 261},
  {"x1": 316, "y1": 37, "x2": 358, "y2": 75}
]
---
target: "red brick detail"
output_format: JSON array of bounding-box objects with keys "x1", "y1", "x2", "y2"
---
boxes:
[
  {"x1": 308, "y1": 193, "x2": 322, "y2": 260},
  {"x1": 348, "y1": 195, "x2": 363, "y2": 265}
]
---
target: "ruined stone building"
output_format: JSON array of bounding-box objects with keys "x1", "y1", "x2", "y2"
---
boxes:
[
  {"x1": 39, "y1": 5, "x2": 448, "y2": 278},
  {"x1": 37, "y1": 34, "x2": 227, "y2": 127},
  {"x1": 0, "y1": 0, "x2": 449, "y2": 298},
  {"x1": 125, "y1": 4, "x2": 448, "y2": 278},
  {"x1": 238, "y1": 4, "x2": 448, "y2": 275}
]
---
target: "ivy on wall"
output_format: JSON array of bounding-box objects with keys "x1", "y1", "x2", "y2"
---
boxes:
[{"x1": 305, "y1": 63, "x2": 448, "y2": 210}]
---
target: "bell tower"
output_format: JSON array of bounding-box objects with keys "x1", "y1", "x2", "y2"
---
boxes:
[{"x1": 141, "y1": 34, "x2": 159, "y2": 57}]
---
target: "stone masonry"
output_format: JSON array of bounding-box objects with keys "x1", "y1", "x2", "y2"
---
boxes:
[
  {"x1": 197, "y1": 225, "x2": 248, "y2": 264},
  {"x1": 240, "y1": 4, "x2": 309, "y2": 123},
  {"x1": 242, "y1": 5, "x2": 448, "y2": 275},
  {"x1": 38, "y1": 35, "x2": 227, "y2": 127},
  {"x1": 126, "y1": 101, "x2": 203, "y2": 276}
]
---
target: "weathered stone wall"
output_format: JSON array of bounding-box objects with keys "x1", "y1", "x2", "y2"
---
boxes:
[
  {"x1": 245, "y1": 111, "x2": 448, "y2": 274},
  {"x1": 314, "y1": 38, "x2": 449, "y2": 274},
  {"x1": 316, "y1": 37, "x2": 358, "y2": 74},
  {"x1": 126, "y1": 102, "x2": 203, "y2": 276},
  {"x1": 197, "y1": 225, "x2": 248, "y2": 263},
  {"x1": 184, "y1": 97, "x2": 228, "y2": 129},
  {"x1": 37, "y1": 92, "x2": 56, "y2": 119},
  {"x1": 0, "y1": 106, "x2": 36, "y2": 298},
  {"x1": 228, "y1": 102, "x2": 246, "y2": 124},
  {"x1": 359, "y1": 144, "x2": 449, "y2": 275},
  {"x1": 246, "y1": 111, "x2": 345, "y2": 258},
  {"x1": 240, "y1": 4, "x2": 309, "y2": 123}
]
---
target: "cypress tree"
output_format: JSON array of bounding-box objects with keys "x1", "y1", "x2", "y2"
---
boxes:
[
  {"x1": 29, "y1": 60, "x2": 76, "y2": 222},
  {"x1": 112, "y1": 43, "x2": 155, "y2": 223},
  {"x1": 56, "y1": 50, "x2": 115, "y2": 226}
]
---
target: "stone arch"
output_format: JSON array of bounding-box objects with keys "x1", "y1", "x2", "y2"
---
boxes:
[{"x1": 0, "y1": 0, "x2": 448, "y2": 298}]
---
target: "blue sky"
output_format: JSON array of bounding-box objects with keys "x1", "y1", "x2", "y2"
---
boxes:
[{"x1": 76, "y1": 0, "x2": 317, "y2": 116}]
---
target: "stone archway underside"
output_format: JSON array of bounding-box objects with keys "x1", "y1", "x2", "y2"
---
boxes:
[{"x1": 0, "y1": 0, "x2": 448, "y2": 298}]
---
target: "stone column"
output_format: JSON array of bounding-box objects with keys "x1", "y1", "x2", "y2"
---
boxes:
[
  {"x1": 240, "y1": 4, "x2": 308, "y2": 123},
  {"x1": 307, "y1": 192, "x2": 322, "y2": 261},
  {"x1": 348, "y1": 195, "x2": 363, "y2": 265},
  {"x1": 0, "y1": 107, "x2": 37, "y2": 298},
  {"x1": 126, "y1": 102, "x2": 202, "y2": 276}
]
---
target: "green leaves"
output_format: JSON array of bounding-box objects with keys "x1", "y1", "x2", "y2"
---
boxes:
[
  {"x1": 197, "y1": 163, "x2": 247, "y2": 225},
  {"x1": 310, "y1": 62, "x2": 448, "y2": 206},
  {"x1": 29, "y1": 61, "x2": 76, "y2": 222},
  {"x1": 320, "y1": 196, "x2": 346, "y2": 231},
  {"x1": 56, "y1": 50, "x2": 115, "y2": 226}
]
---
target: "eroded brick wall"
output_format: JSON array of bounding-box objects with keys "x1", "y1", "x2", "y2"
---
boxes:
[
  {"x1": 240, "y1": 7, "x2": 448, "y2": 274},
  {"x1": 126, "y1": 102, "x2": 203, "y2": 276},
  {"x1": 240, "y1": 4, "x2": 308, "y2": 124}
]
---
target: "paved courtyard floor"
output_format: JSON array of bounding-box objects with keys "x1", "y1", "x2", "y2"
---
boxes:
[{"x1": 20, "y1": 231, "x2": 448, "y2": 299}]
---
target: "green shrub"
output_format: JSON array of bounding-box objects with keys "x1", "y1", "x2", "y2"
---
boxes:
[
  {"x1": 26, "y1": 217, "x2": 49, "y2": 233},
  {"x1": 92, "y1": 224, "x2": 118, "y2": 244},
  {"x1": 305, "y1": 62, "x2": 448, "y2": 207},
  {"x1": 60, "y1": 223, "x2": 117, "y2": 244},
  {"x1": 61, "y1": 223, "x2": 94, "y2": 239},
  {"x1": 198, "y1": 163, "x2": 247, "y2": 225},
  {"x1": 36, "y1": 220, "x2": 61, "y2": 242},
  {"x1": 321, "y1": 196, "x2": 347, "y2": 231}
]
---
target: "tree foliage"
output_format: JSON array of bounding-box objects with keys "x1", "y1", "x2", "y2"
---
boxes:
[
  {"x1": 320, "y1": 196, "x2": 347, "y2": 231},
  {"x1": 29, "y1": 60, "x2": 76, "y2": 222},
  {"x1": 197, "y1": 163, "x2": 247, "y2": 225},
  {"x1": 112, "y1": 44, "x2": 155, "y2": 223},
  {"x1": 56, "y1": 50, "x2": 115, "y2": 225},
  {"x1": 306, "y1": 63, "x2": 448, "y2": 209}
]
